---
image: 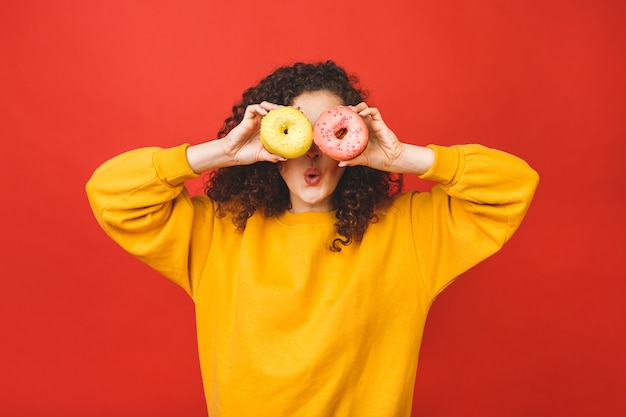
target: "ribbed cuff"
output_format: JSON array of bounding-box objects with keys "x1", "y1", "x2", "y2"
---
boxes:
[
  {"x1": 153, "y1": 144, "x2": 200, "y2": 186},
  {"x1": 418, "y1": 145, "x2": 466, "y2": 186}
]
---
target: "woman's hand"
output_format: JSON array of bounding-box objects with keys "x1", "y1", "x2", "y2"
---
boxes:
[
  {"x1": 338, "y1": 103, "x2": 403, "y2": 171},
  {"x1": 220, "y1": 102, "x2": 286, "y2": 165},
  {"x1": 338, "y1": 103, "x2": 434, "y2": 175},
  {"x1": 187, "y1": 102, "x2": 286, "y2": 173}
]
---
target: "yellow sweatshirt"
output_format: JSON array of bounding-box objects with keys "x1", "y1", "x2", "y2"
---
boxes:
[{"x1": 86, "y1": 144, "x2": 538, "y2": 417}]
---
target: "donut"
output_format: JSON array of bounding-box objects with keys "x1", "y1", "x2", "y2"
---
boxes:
[
  {"x1": 260, "y1": 107, "x2": 313, "y2": 159},
  {"x1": 313, "y1": 106, "x2": 369, "y2": 161}
]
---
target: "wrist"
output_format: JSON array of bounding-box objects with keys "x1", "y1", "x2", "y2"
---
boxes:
[
  {"x1": 390, "y1": 143, "x2": 435, "y2": 175},
  {"x1": 186, "y1": 138, "x2": 238, "y2": 173}
]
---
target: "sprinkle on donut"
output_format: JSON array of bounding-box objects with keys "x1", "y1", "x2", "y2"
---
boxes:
[{"x1": 313, "y1": 106, "x2": 369, "y2": 161}]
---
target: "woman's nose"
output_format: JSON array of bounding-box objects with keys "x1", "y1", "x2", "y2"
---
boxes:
[{"x1": 305, "y1": 143, "x2": 321, "y2": 159}]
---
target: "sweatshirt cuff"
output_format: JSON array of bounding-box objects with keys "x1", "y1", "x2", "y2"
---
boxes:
[
  {"x1": 153, "y1": 144, "x2": 200, "y2": 186},
  {"x1": 418, "y1": 145, "x2": 466, "y2": 186}
]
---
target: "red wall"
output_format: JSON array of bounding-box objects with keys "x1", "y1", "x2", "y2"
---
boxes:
[{"x1": 1, "y1": 0, "x2": 624, "y2": 416}]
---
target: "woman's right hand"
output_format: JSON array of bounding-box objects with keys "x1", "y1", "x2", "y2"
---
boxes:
[
  {"x1": 220, "y1": 102, "x2": 286, "y2": 165},
  {"x1": 186, "y1": 102, "x2": 285, "y2": 173}
]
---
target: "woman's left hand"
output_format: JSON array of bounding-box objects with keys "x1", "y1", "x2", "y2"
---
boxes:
[
  {"x1": 339, "y1": 103, "x2": 434, "y2": 175},
  {"x1": 338, "y1": 103, "x2": 404, "y2": 171}
]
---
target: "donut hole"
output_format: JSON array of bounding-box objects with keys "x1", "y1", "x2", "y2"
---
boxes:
[{"x1": 335, "y1": 128, "x2": 348, "y2": 140}]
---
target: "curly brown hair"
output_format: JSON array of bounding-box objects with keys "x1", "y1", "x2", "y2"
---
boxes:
[{"x1": 206, "y1": 60, "x2": 403, "y2": 251}]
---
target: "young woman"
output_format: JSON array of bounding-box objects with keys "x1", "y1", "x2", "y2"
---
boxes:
[{"x1": 86, "y1": 60, "x2": 539, "y2": 417}]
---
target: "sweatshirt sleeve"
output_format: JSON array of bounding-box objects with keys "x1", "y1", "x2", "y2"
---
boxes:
[
  {"x1": 85, "y1": 144, "x2": 210, "y2": 297},
  {"x1": 412, "y1": 144, "x2": 540, "y2": 299}
]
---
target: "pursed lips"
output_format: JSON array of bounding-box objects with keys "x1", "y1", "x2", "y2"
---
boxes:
[{"x1": 304, "y1": 167, "x2": 322, "y2": 185}]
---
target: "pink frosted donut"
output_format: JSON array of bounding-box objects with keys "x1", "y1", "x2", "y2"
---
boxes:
[{"x1": 313, "y1": 106, "x2": 369, "y2": 161}]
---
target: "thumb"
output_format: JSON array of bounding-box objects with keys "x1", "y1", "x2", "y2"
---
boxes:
[{"x1": 338, "y1": 153, "x2": 367, "y2": 168}]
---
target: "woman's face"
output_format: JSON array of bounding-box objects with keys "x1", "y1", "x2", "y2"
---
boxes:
[{"x1": 279, "y1": 90, "x2": 345, "y2": 213}]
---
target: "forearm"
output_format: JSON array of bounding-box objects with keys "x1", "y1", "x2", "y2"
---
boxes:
[
  {"x1": 85, "y1": 145, "x2": 204, "y2": 295},
  {"x1": 186, "y1": 138, "x2": 237, "y2": 173},
  {"x1": 86, "y1": 146, "x2": 197, "y2": 230},
  {"x1": 387, "y1": 143, "x2": 436, "y2": 175},
  {"x1": 422, "y1": 144, "x2": 540, "y2": 240},
  {"x1": 413, "y1": 144, "x2": 539, "y2": 295}
]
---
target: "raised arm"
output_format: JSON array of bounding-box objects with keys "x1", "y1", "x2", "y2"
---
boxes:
[
  {"x1": 85, "y1": 102, "x2": 286, "y2": 295},
  {"x1": 342, "y1": 103, "x2": 540, "y2": 297},
  {"x1": 337, "y1": 102, "x2": 435, "y2": 175},
  {"x1": 411, "y1": 143, "x2": 539, "y2": 297},
  {"x1": 186, "y1": 101, "x2": 285, "y2": 172},
  {"x1": 85, "y1": 145, "x2": 206, "y2": 296}
]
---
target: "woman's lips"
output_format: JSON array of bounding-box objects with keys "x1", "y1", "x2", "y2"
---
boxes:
[{"x1": 304, "y1": 167, "x2": 322, "y2": 185}]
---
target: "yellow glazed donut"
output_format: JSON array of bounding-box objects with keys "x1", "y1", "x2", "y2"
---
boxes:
[
  {"x1": 313, "y1": 106, "x2": 369, "y2": 161},
  {"x1": 260, "y1": 107, "x2": 313, "y2": 159}
]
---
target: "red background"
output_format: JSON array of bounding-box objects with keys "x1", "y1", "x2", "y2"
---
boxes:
[{"x1": 1, "y1": 0, "x2": 625, "y2": 416}]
